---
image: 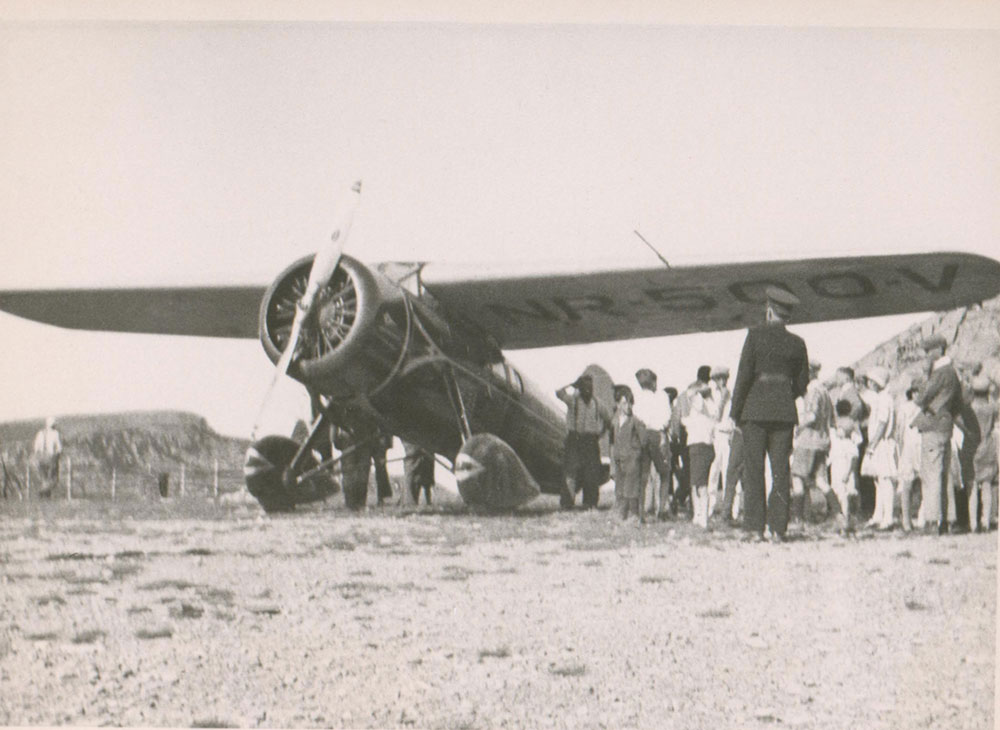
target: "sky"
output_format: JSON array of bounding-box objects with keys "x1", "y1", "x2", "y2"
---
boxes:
[{"x1": 0, "y1": 5, "x2": 998, "y2": 437}]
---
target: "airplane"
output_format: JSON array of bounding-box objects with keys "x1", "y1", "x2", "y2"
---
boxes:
[{"x1": 2, "y1": 183, "x2": 999, "y2": 513}]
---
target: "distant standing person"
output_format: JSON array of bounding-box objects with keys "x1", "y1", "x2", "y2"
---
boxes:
[
  {"x1": 896, "y1": 376, "x2": 924, "y2": 532},
  {"x1": 790, "y1": 360, "x2": 834, "y2": 527},
  {"x1": 707, "y1": 365, "x2": 733, "y2": 515},
  {"x1": 913, "y1": 334, "x2": 964, "y2": 535},
  {"x1": 403, "y1": 442, "x2": 435, "y2": 505},
  {"x1": 556, "y1": 373, "x2": 612, "y2": 509},
  {"x1": 684, "y1": 380, "x2": 717, "y2": 528},
  {"x1": 669, "y1": 366, "x2": 711, "y2": 515},
  {"x1": 612, "y1": 385, "x2": 646, "y2": 522},
  {"x1": 32, "y1": 416, "x2": 62, "y2": 499},
  {"x1": 861, "y1": 366, "x2": 898, "y2": 530},
  {"x1": 968, "y1": 376, "x2": 997, "y2": 532},
  {"x1": 730, "y1": 287, "x2": 809, "y2": 543},
  {"x1": 632, "y1": 368, "x2": 671, "y2": 519}
]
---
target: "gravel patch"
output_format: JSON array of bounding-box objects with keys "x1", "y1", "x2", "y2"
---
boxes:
[{"x1": 0, "y1": 500, "x2": 994, "y2": 728}]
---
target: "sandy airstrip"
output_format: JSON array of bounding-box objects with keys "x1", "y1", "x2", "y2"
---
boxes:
[{"x1": 0, "y1": 488, "x2": 995, "y2": 729}]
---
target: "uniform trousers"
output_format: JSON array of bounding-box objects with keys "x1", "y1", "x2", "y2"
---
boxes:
[{"x1": 741, "y1": 421, "x2": 793, "y2": 537}]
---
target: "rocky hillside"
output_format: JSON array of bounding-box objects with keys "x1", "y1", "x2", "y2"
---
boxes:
[
  {"x1": 0, "y1": 411, "x2": 248, "y2": 497},
  {"x1": 852, "y1": 294, "x2": 1000, "y2": 389}
]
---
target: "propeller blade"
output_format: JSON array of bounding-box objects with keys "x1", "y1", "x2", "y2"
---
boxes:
[
  {"x1": 299, "y1": 180, "x2": 361, "y2": 313},
  {"x1": 251, "y1": 180, "x2": 361, "y2": 439}
]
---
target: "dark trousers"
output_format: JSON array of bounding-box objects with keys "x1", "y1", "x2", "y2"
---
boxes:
[
  {"x1": 563, "y1": 432, "x2": 602, "y2": 509},
  {"x1": 373, "y1": 449, "x2": 392, "y2": 503},
  {"x1": 670, "y1": 442, "x2": 690, "y2": 513},
  {"x1": 742, "y1": 421, "x2": 793, "y2": 536}
]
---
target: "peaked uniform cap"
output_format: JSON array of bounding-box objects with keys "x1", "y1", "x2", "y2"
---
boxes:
[{"x1": 765, "y1": 286, "x2": 800, "y2": 317}]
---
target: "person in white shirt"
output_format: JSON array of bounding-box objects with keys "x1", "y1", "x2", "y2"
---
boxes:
[
  {"x1": 684, "y1": 381, "x2": 717, "y2": 528},
  {"x1": 706, "y1": 365, "x2": 732, "y2": 519},
  {"x1": 633, "y1": 368, "x2": 672, "y2": 519},
  {"x1": 32, "y1": 416, "x2": 62, "y2": 499},
  {"x1": 861, "y1": 366, "x2": 898, "y2": 530}
]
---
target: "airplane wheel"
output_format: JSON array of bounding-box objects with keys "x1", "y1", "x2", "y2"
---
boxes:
[{"x1": 244, "y1": 436, "x2": 328, "y2": 513}]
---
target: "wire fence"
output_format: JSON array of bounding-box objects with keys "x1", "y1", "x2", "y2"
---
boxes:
[{"x1": 0, "y1": 456, "x2": 246, "y2": 503}]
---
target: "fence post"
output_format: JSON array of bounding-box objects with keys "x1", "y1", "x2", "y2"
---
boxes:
[
  {"x1": 213, "y1": 459, "x2": 219, "y2": 504},
  {"x1": 180, "y1": 464, "x2": 186, "y2": 497},
  {"x1": 66, "y1": 457, "x2": 72, "y2": 501},
  {"x1": 111, "y1": 468, "x2": 116, "y2": 501}
]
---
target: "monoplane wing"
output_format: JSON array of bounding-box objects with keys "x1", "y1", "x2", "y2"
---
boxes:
[
  {"x1": 422, "y1": 252, "x2": 1000, "y2": 350},
  {"x1": 0, "y1": 287, "x2": 265, "y2": 338}
]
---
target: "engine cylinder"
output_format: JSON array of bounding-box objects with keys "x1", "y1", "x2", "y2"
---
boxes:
[{"x1": 258, "y1": 255, "x2": 409, "y2": 399}]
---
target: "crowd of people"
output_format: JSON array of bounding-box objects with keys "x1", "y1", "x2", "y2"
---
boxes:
[{"x1": 558, "y1": 288, "x2": 1000, "y2": 542}]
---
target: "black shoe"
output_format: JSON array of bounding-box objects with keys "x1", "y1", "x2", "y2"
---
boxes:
[
  {"x1": 951, "y1": 523, "x2": 970, "y2": 535},
  {"x1": 937, "y1": 522, "x2": 948, "y2": 535}
]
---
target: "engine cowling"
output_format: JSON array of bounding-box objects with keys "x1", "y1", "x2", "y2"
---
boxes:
[{"x1": 258, "y1": 254, "x2": 408, "y2": 399}]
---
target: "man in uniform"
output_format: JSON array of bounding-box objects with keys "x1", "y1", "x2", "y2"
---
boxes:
[
  {"x1": 730, "y1": 287, "x2": 809, "y2": 542},
  {"x1": 32, "y1": 416, "x2": 62, "y2": 499},
  {"x1": 913, "y1": 333, "x2": 965, "y2": 534},
  {"x1": 632, "y1": 368, "x2": 672, "y2": 518},
  {"x1": 556, "y1": 373, "x2": 612, "y2": 509}
]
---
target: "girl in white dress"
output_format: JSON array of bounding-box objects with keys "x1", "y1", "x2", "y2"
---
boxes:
[{"x1": 862, "y1": 366, "x2": 898, "y2": 529}]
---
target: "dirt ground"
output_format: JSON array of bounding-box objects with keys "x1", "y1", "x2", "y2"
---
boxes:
[{"x1": 0, "y1": 488, "x2": 995, "y2": 729}]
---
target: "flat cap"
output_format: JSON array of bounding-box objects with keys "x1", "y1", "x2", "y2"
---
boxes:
[
  {"x1": 663, "y1": 386, "x2": 678, "y2": 399},
  {"x1": 971, "y1": 375, "x2": 991, "y2": 393},
  {"x1": 920, "y1": 333, "x2": 947, "y2": 351},
  {"x1": 573, "y1": 374, "x2": 593, "y2": 388},
  {"x1": 710, "y1": 365, "x2": 730, "y2": 378}
]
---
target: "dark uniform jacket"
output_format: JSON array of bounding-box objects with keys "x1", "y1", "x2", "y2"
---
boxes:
[
  {"x1": 915, "y1": 360, "x2": 963, "y2": 434},
  {"x1": 730, "y1": 322, "x2": 809, "y2": 424}
]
